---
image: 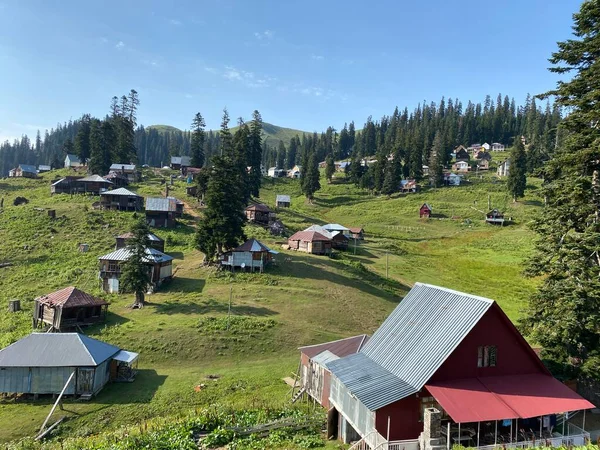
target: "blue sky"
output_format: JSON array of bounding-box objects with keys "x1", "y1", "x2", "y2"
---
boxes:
[{"x1": 0, "y1": 0, "x2": 582, "y2": 141}]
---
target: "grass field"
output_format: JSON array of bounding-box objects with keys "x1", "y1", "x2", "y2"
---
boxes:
[{"x1": 0, "y1": 166, "x2": 543, "y2": 446}]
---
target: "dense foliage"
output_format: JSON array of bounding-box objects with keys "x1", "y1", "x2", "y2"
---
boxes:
[
  {"x1": 119, "y1": 219, "x2": 152, "y2": 307},
  {"x1": 523, "y1": 0, "x2": 600, "y2": 379}
]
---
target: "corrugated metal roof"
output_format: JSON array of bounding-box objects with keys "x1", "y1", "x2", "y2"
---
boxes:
[
  {"x1": 0, "y1": 333, "x2": 120, "y2": 367},
  {"x1": 100, "y1": 187, "x2": 141, "y2": 197},
  {"x1": 232, "y1": 239, "x2": 273, "y2": 253},
  {"x1": 323, "y1": 223, "x2": 350, "y2": 232},
  {"x1": 36, "y1": 287, "x2": 108, "y2": 308},
  {"x1": 327, "y1": 283, "x2": 494, "y2": 411},
  {"x1": 116, "y1": 232, "x2": 163, "y2": 242},
  {"x1": 171, "y1": 156, "x2": 191, "y2": 166},
  {"x1": 146, "y1": 197, "x2": 173, "y2": 212},
  {"x1": 299, "y1": 334, "x2": 369, "y2": 359},
  {"x1": 276, "y1": 195, "x2": 290, "y2": 202},
  {"x1": 98, "y1": 247, "x2": 173, "y2": 263},
  {"x1": 113, "y1": 350, "x2": 139, "y2": 363},
  {"x1": 38, "y1": 165, "x2": 51, "y2": 171},
  {"x1": 245, "y1": 203, "x2": 271, "y2": 212},
  {"x1": 66, "y1": 154, "x2": 80, "y2": 163},
  {"x1": 109, "y1": 163, "x2": 136, "y2": 172},
  {"x1": 18, "y1": 164, "x2": 37, "y2": 173},
  {"x1": 312, "y1": 350, "x2": 339, "y2": 366},
  {"x1": 303, "y1": 225, "x2": 333, "y2": 239},
  {"x1": 79, "y1": 174, "x2": 112, "y2": 183},
  {"x1": 288, "y1": 230, "x2": 331, "y2": 242}
]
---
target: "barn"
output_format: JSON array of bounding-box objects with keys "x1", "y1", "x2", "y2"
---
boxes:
[{"x1": 0, "y1": 333, "x2": 138, "y2": 397}]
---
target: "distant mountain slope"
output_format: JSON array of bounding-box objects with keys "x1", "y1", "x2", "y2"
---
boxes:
[{"x1": 146, "y1": 122, "x2": 308, "y2": 145}]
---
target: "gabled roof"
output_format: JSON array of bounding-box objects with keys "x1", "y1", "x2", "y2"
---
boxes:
[
  {"x1": 420, "y1": 203, "x2": 432, "y2": 210},
  {"x1": 322, "y1": 223, "x2": 349, "y2": 232},
  {"x1": 327, "y1": 283, "x2": 494, "y2": 410},
  {"x1": 18, "y1": 164, "x2": 37, "y2": 173},
  {"x1": 171, "y1": 156, "x2": 191, "y2": 166},
  {"x1": 288, "y1": 230, "x2": 331, "y2": 242},
  {"x1": 304, "y1": 225, "x2": 333, "y2": 239},
  {"x1": 299, "y1": 334, "x2": 369, "y2": 359},
  {"x1": 65, "y1": 154, "x2": 80, "y2": 163},
  {"x1": 245, "y1": 203, "x2": 271, "y2": 212},
  {"x1": 146, "y1": 197, "x2": 177, "y2": 212},
  {"x1": 36, "y1": 287, "x2": 108, "y2": 308},
  {"x1": 38, "y1": 165, "x2": 51, "y2": 171},
  {"x1": 117, "y1": 232, "x2": 163, "y2": 242},
  {"x1": 110, "y1": 163, "x2": 136, "y2": 172},
  {"x1": 231, "y1": 238, "x2": 275, "y2": 253},
  {"x1": 98, "y1": 246, "x2": 173, "y2": 263},
  {"x1": 79, "y1": 174, "x2": 113, "y2": 183},
  {"x1": 0, "y1": 333, "x2": 120, "y2": 367},
  {"x1": 349, "y1": 227, "x2": 364, "y2": 234},
  {"x1": 100, "y1": 187, "x2": 141, "y2": 197},
  {"x1": 276, "y1": 194, "x2": 291, "y2": 202}
]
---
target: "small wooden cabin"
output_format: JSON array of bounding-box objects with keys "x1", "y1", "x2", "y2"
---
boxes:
[
  {"x1": 78, "y1": 175, "x2": 113, "y2": 195},
  {"x1": 245, "y1": 203, "x2": 271, "y2": 225},
  {"x1": 330, "y1": 231, "x2": 349, "y2": 250},
  {"x1": 288, "y1": 231, "x2": 332, "y2": 255},
  {"x1": 109, "y1": 164, "x2": 138, "y2": 182},
  {"x1": 0, "y1": 333, "x2": 138, "y2": 397},
  {"x1": 220, "y1": 239, "x2": 278, "y2": 272},
  {"x1": 9, "y1": 164, "x2": 37, "y2": 178},
  {"x1": 145, "y1": 197, "x2": 182, "y2": 228},
  {"x1": 116, "y1": 232, "x2": 165, "y2": 252},
  {"x1": 270, "y1": 219, "x2": 285, "y2": 236},
  {"x1": 454, "y1": 146, "x2": 470, "y2": 162},
  {"x1": 64, "y1": 154, "x2": 82, "y2": 168},
  {"x1": 170, "y1": 156, "x2": 191, "y2": 170},
  {"x1": 98, "y1": 247, "x2": 173, "y2": 293},
  {"x1": 420, "y1": 203, "x2": 432, "y2": 218},
  {"x1": 33, "y1": 287, "x2": 108, "y2": 332},
  {"x1": 477, "y1": 159, "x2": 490, "y2": 170},
  {"x1": 452, "y1": 161, "x2": 471, "y2": 172},
  {"x1": 103, "y1": 170, "x2": 130, "y2": 187},
  {"x1": 276, "y1": 194, "x2": 291, "y2": 208},
  {"x1": 348, "y1": 227, "x2": 364, "y2": 240},
  {"x1": 51, "y1": 176, "x2": 84, "y2": 194},
  {"x1": 486, "y1": 209, "x2": 505, "y2": 225},
  {"x1": 100, "y1": 188, "x2": 143, "y2": 211}
]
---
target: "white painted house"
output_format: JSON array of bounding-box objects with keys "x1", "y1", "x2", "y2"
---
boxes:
[
  {"x1": 482, "y1": 143, "x2": 491, "y2": 151},
  {"x1": 497, "y1": 159, "x2": 511, "y2": 177},
  {"x1": 64, "y1": 154, "x2": 83, "y2": 168},
  {"x1": 491, "y1": 143, "x2": 505, "y2": 152}
]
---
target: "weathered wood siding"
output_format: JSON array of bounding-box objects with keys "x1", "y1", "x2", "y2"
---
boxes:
[
  {"x1": 93, "y1": 360, "x2": 111, "y2": 394},
  {"x1": 0, "y1": 367, "x2": 76, "y2": 394}
]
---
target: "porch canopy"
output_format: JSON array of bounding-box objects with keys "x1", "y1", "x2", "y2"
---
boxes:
[{"x1": 426, "y1": 374, "x2": 594, "y2": 423}]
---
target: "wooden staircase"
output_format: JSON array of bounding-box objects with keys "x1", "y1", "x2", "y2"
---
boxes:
[{"x1": 291, "y1": 386, "x2": 306, "y2": 403}]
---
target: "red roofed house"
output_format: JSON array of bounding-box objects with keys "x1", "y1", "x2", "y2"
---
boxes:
[
  {"x1": 308, "y1": 283, "x2": 595, "y2": 449},
  {"x1": 420, "y1": 203, "x2": 432, "y2": 218},
  {"x1": 287, "y1": 231, "x2": 332, "y2": 255},
  {"x1": 33, "y1": 287, "x2": 109, "y2": 332},
  {"x1": 349, "y1": 227, "x2": 365, "y2": 240}
]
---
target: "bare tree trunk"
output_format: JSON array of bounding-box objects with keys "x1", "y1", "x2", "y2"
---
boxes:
[{"x1": 132, "y1": 291, "x2": 145, "y2": 309}]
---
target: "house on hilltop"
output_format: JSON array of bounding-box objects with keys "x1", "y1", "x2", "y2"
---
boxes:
[
  {"x1": 64, "y1": 154, "x2": 82, "y2": 168},
  {"x1": 33, "y1": 287, "x2": 108, "y2": 332},
  {"x1": 51, "y1": 176, "x2": 84, "y2": 195},
  {"x1": 310, "y1": 283, "x2": 594, "y2": 448},
  {"x1": 98, "y1": 247, "x2": 173, "y2": 293},
  {"x1": 78, "y1": 174, "x2": 113, "y2": 195},
  {"x1": 0, "y1": 333, "x2": 138, "y2": 397},
  {"x1": 220, "y1": 239, "x2": 278, "y2": 272},
  {"x1": 9, "y1": 164, "x2": 37, "y2": 178},
  {"x1": 100, "y1": 188, "x2": 143, "y2": 211}
]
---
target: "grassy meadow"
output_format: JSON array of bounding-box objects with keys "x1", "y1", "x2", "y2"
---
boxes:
[{"x1": 0, "y1": 164, "x2": 543, "y2": 445}]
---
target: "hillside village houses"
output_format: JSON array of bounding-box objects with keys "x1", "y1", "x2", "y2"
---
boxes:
[
  {"x1": 145, "y1": 197, "x2": 183, "y2": 228},
  {"x1": 100, "y1": 187, "x2": 144, "y2": 211},
  {"x1": 276, "y1": 194, "x2": 291, "y2": 208},
  {"x1": 451, "y1": 160, "x2": 470, "y2": 172},
  {"x1": 295, "y1": 283, "x2": 594, "y2": 449},
  {"x1": 0, "y1": 333, "x2": 138, "y2": 397},
  {"x1": 8, "y1": 164, "x2": 37, "y2": 178},
  {"x1": 287, "y1": 230, "x2": 332, "y2": 255},
  {"x1": 109, "y1": 163, "x2": 138, "y2": 182},
  {"x1": 220, "y1": 238, "x2": 278, "y2": 272},
  {"x1": 116, "y1": 232, "x2": 165, "y2": 252},
  {"x1": 245, "y1": 203, "x2": 272, "y2": 225},
  {"x1": 170, "y1": 155, "x2": 191, "y2": 171},
  {"x1": 444, "y1": 172, "x2": 462, "y2": 186},
  {"x1": 454, "y1": 146, "x2": 469, "y2": 162},
  {"x1": 288, "y1": 165, "x2": 302, "y2": 178},
  {"x1": 420, "y1": 203, "x2": 432, "y2": 218},
  {"x1": 477, "y1": 159, "x2": 490, "y2": 170},
  {"x1": 304, "y1": 225, "x2": 349, "y2": 250},
  {"x1": 491, "y1": 142, "x2": 506, "y2": 151},
  {"x1": 268, "y1": 167, "x2": 287, "y2": 178},
  {"x1": 64, "y1": 153, "x2": 83, "y2": 168},
  {"x1": 38, "y1": 165, "x2": 52, "y2": 173}
]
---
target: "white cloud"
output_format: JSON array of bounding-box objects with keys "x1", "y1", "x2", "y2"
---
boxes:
[
  {"x1": 223, "y1": 66, "x2": 243, "y2": 81},
  {"x1": 169, "y1": 19, "x2": 182, "y2": 26},
  {"x1": 254, "y1": 30, "x2": 274, "y2": 40},
  {"x1": 204, "y1": 66, "x2": 219, "y2": 74},
  {"x1": 310, "y1": 54, "x2": 324, "y2": 61},
  {"x1": 115, "y1": 41, "x2": 125, "y2": 50},
  {"x1": 99, "y1": 37, "x2": 109, "y2": 44}
]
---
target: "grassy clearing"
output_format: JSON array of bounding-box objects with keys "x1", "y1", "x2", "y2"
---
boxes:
[{"x1": 0, "y1": 167, "x2": 543, "y2": 445}]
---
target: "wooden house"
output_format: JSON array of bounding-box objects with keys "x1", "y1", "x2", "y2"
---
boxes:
[
  {"x1": 109, "y1": 164, "x2": 138, "y2": 182},
  {"x1": 288, "y1": 230, "x2": 332, "y2": 255},
  {"x1": 297, "y1": 335, "x2": 369, "y2": 410},
  {"x1": 276, "y1": 194, "x2": 291, "y2": 208},
  {"x1": 491, "y1": 142, "x2": 505, "y2": 152},
  {"x1": 400, "y1": 179, "x2": 420, "y2": 193},
  {"x1": 454, "y1": 146, "x2": 470, "y2": 162},
  {"x1": 477, "y1": 159, "x2": 490, "y2": 170},
  {"x1": 444, "y1": 172, "x2": 462, "y2": 186},
  {"x1": 145, "y1": 197, "x2": 182, "y2": 228},
  {"x1": 452, "y1": 161, "x2": 471, "y2": 172},
  {"x1": 170, "y1": 156, "x2": 191, "y2": 170},
  {"x1": 482, "y1": 142, "x2": 491, "y2": 150},
  {"x1": 64, "y1": 154, "x2": 82, "y2": 168},
  {"x1": 245, "y1": 203, "x2": 272, "y2": 225},
  {"x1": 467, "y1": 143, "x2": 482, "y2": 154},
  {"x1": 497, "y1": 159, "x2": 511, "y2": 177},
  {"x1": 9, "y1": 164, "x2": 37, "y2": 178},
  {"x1": 104, "y1": 170, "x2": 130, "y2": 187},
  {"x1": 330, "y1": 231, "x2": 349, "y2": 250},
  {"x1": 220, "y1": 239, "x2": 278, "y2": 272},
  {"x1": 78, "y1": 175, "x2": 113, "y2": 195},
  {"x1": 420, "y1": 203, "x2": 432, "y2": 218},
  {"x1": 116, "y1": 232, "x2": 165, "y2": 252},
  {"x1": 268, "y1": 167, "x2": 286, "y2": 178},
  {"x1": 317, "y1": 283, "x2": 594, "y2": 447},
  {"x1": 348, "y1": 227, "x2": 364, "y2": 240},
  {"x1": 51, "y1": 176, "x2": 84, "y2": 195},
  {"x1": 474, "y1": 149, "x2": 492, "y2": 161},
  {"x1": 33, "y1": 287, "x2": 108, "y2": 332},
  {"x1": 486, "y1": 209, "x2": 505, "y2": 225},
  {"x1": 288, "y1": 165, "x2": 302, "y2": 178},
  {"x1": 98, "y1": 247, "x2": 173, "y2": 294},
  {"x1": 322, "y1": 224, "x2": 351, "y2": 238},
  {"x1": 0, "y1": 333, "x2": 138, "y2": 397},
  {"x1": 38, "y1": 165, "x2": 51, "y2": 173},
  {"x1": 100, "y1": 188, "x2": 143, "y2": 211}
]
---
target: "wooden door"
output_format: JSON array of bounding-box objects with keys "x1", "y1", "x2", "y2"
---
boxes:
[{"x1": 77, "y1": 368, "x2": 94, "y2": 394}]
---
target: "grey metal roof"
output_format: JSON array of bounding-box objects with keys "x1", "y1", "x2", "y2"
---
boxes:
[
  {"x1": 100, "y1": 187, "x2": 141, "y2": 197},
  {"x1": 146, "y1": 197, "x2": 175, "y2": 212},
  {"x1": 110, "y1": 163, "x2": 136, "y2": 172},
  {"x1": 323, "y1": 223, "x2": 350, "y2": 232},
  {"x1": 304, "y1": 225, "x2": 333, "y2": 239},
  {"x1": 38, "y1": 165, "x2": 51, "y2": 171},
  {"x1": 171, "y1": 156, "x2": 191, "y2": 166},
  {"x1": 312, "y1": 350, "x2": 339, "y2": 366},
  {"x1": 0, "y1": 333, "x2": 120, "y2": 367},
  {"x1": 328, "y1": 283, "x2": 494, "y2": 411},
  {"x1": 276, "y1": 195, "x2": 290, "y2": 202},
  {"x1": 327, "y1": 353, "x2": 415, "y2": 410},
  {"x1": 18, "y1": 164, "x2": 37, "y2": 173},
  {"x1": 65, "y1": 154, "x2": 80, "y2": 163},
  {"x1": 79, "y1": 174, "x2": 113, "y2": 183},
  {"x1": 98, "y1": 246, "x2": 173, "y2": 263}
]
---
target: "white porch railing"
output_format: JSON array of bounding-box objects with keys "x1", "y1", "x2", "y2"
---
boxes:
[
  {"x1": 474, "y1": 431, "x2": 590, "y2": 450},
  {"x1": 349, "y1": 432, "x2": 419, "y2": 450}
]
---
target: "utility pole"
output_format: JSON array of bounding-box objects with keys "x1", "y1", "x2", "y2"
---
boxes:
[
  {"x1": 227, "y1": 286, "x2": 232, "y2": 330},
  {"x1": 488, "y1": 194, "x2": 491, "y2": 211},
  {"x1": 354, "y1": 238, "x2": 357, "y2": 255},
  {"x1": 386, "y1": 252, "x2": 389, "y2": 279}
]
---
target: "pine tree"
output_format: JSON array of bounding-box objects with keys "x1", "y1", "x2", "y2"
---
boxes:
[
  {"x1": 302, "y1": 152, "x2": 321, "y2": 201},
  {"x1": 506, "y1": 136, "x2": 527, "y2": 201},
  {"x1": 248, "y1": 110, "x2": 263, "y2": 197},
  {"x1": 523, "y1": 1, "x2": 600, "y2": 378},
  {"x1": 88, "y1": 119, "x2": 112, "y2": 175},
  {"x1": 382, "y1": 151, "x2": 402, "y2": 196},
  {"x1": 74, "y1": 114, "x2": 91, "y2": 164},
  {"x1": 190, "y1": 112, "x2": 206, "y2": 168},
  {"x1": 276, "y1": 140, "x2": 286, "y2": 169},
  {"x1": 287, "y1": 136, "x2": 298, "y2": 169},
  {"x1": 325, "y1": 154, "x2": 335, "y2": 183},
  {"x1": 232, "y1": 122, "x2": 250, "y2": 204},
  {"x1": 120, "y1": 219, "x2": 151, "y2": 308},
  {"x1": 429, "y1": 131, "x2": 444, "y2": 188}
]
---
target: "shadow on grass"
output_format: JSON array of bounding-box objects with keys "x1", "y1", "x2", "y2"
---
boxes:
[
  {"x1": 152, "y1": 298, "x2": 278, "y2": 316},
  {"x1": 164, "y1": 276, "x2": 205, "y2": 293},
  {"x1": 167, "y1": 251, "x2": 184, "y2": 260},
  {"x1": 313, "y1": 195, "x2": 370, "y2": 209},
  {"x1": 522, "y1": 200, "x2": 543, "y2": 207},
  {"x1": 95, "y1": 369, "x2": 168, "y2": 404}
]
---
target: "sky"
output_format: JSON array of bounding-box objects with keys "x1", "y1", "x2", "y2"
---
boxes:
[{"x1": 0, "y1": 0, "x2": 583, "y2": 141}]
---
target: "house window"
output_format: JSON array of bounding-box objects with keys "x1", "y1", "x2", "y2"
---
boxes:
[
  {"x1": 477, "y1": 345, "x2": 497, "y2": 367},
  {"x1": 108, "y1": 262, "x2": 120, "y2": 272}
]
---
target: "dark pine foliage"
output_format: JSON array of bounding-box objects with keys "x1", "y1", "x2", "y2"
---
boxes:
[{"x1": 120, "y1": 219, "x2": 152, "y2": 307}]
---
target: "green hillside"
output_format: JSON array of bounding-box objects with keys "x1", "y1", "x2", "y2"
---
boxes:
[
  {"x1": 147, "y1": 122, "x2": 308, "y2": 145},
  {"x1": 0, "y1": 169, "x2": 543, "y2": 447}
]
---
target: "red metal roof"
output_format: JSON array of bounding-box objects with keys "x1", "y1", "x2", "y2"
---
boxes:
[
  {"x1": 349, "y1": 227, "x2": 364, "y2": 234},
  {"x1": 288, "y1": 230, "x2": 331, "y2": 242},
  {"x1": 299, "y1": 334, "x2": 369, "y2": 359},
  {"x1": 36, "y1": 287, "x2": 108, "y2": 309},
  {"x1": 426, "y1": 374, "x2": 595, "y2": 423}
]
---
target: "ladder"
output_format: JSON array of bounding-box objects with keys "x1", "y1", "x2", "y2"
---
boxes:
[{"x1": 291, "y1": 387, "x2": 306, "y2": 403}]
